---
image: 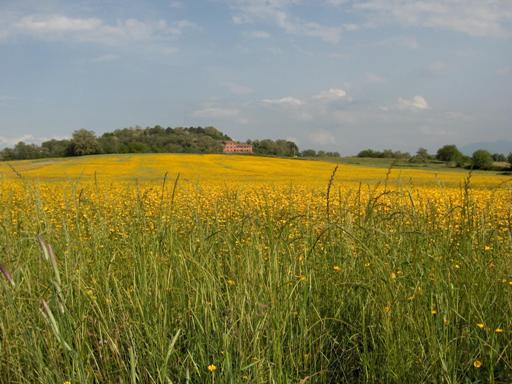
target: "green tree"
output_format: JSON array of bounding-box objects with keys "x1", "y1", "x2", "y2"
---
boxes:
[
  {"x1": 251, "y1": 139, "x2": 298, "y2": 157},
  {"x1": 492, "y1": 153, "x2": 506, "y2": 162},
  {"x1": 301, "y1": 149, "x2": 317, "y2": 157},
  {"x1": 416, "y1": 147, "x2": 430, "y2": 160},
  {"x1": 358, "y1": 149, "x2": 380, "y2": 158},
  {"x1": 436, "y1": 145, "x2": 463, "y2": 163},
  {"x1": 98, "y1": 134, "x2": 120, "y2": 154},
  {"x1": 13, "y1": 141, "x2": 48, "y2": 159},
  {"x1": 471, "y1": 149, "x2": 493, "y2": 170},
  {"x1": 507, "y1": 153, "x2": 512, "y2": 168},
  {"x1": 126, "y1": 141, "x2": 150, "y2": 153},
  {"x1": 0, "y1": 147, "x2": 15, "y2": 160},
  {"x1": 68, "y1": 129, "x2": 100, "y2": 156},
  {"x1": 409, "y1": 147, "x2": 430, "y2": 163},
  {"x1": 42, "y1": 139, "x2": 71, "y2": 157}
]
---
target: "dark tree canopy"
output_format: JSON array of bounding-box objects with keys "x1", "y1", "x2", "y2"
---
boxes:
[
  {"x1": 248, "y1": 139, "x2": 299, "y2": 157},
  {"x1": 300, "y1": 149, "x2": 340, "y2": 158},
  {"x1": 357, "y1": 149, "x2": 411, "y2": 159},
  {"x1": 99, "y1": 126, "x2": 231, "y2": 154},
  {"x1": 0, "y1": 126, "x2": 306, "y2": 160},
  {"x1": 471, "y1": 149, "x2": 493, "y2": 170},
  {"x1": 0, "y1": 142, "x2": 49, "y2": 160},
  {"x1": 492, "y1": 153, "x2": 506, "y2": 162},
  {"x1": 436, "y1": 145, "x2": 463, "y2": 162},
  {"x1": 409, "y1": 147, "x2": 432, "y2": 163},
  {"x1": 68, "y1": 129, "x2": 101, "y2": 156}
]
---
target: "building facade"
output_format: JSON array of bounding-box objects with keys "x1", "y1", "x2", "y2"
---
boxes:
[{"x1": 223, "y1": 141, "x2": 253, "y2": 154}]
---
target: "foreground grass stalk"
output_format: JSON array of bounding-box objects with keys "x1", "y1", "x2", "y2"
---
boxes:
[{"x1": 0, "y1": 172, "x2": 510, "y2": 383}]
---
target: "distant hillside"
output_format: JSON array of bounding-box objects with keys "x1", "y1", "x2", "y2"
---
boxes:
[
  {"x1": 461, "y1": 140, "x2": 512, "y2": 155},
  {"x1": 0, "y1": 126, "x2": 300, "y2": 161}
]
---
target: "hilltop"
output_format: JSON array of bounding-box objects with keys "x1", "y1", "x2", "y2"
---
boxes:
[{"x1": 0, "y1": 127, "x2": 300, "y2": 160}]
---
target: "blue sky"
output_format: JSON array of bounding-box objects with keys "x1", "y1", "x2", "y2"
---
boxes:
[{"x1": 0, "y1": 0, "x2": 511, "y2": 154}]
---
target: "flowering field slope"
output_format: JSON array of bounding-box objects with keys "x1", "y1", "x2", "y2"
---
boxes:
[
  {"x1": 0, "y1": 153, "x2": 508, "y2": 187},
  {"x1": 0, "y1": 154, "x2": 511, "y2": 383}
]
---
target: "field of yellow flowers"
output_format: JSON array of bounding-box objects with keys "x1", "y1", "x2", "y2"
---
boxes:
[{"x1": 0, "y1": 154, "x2": 511, "y2": 383}]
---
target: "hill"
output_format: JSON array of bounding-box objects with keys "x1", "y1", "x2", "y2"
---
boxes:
[{"x1": 0, "y1": 126, "x2": 299, "y2": 160}]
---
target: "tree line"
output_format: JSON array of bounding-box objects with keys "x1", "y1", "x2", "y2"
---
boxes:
[
  {"x1": 357, "y1": 145, "x2": 512, "y2": 170},
  {"x1": 2, "y1": 127, "x2": 509, "y2": 169},
  {"x1": 0, "y1": 126, "x2": 308, "y2": 160}
]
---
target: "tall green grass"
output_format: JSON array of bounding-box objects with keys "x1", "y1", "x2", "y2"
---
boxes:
[{"x1": 0, "y1": 176, "x2": 511, "y2": 383}]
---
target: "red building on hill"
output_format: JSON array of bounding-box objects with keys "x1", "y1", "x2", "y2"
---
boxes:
[{"x1": 223, "y1": 141, "x2": 253, "y2": 154}]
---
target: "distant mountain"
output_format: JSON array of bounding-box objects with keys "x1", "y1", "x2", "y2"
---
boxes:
[{"x1": 461, "y1": 140, "x2": 512, "y2": 155}]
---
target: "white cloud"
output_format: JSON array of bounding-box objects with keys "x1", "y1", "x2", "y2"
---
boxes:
[
  {"x1": 308, "y1": 130, "x2": 336, "y2": 145},
  {"x1": 297, "y1": 111, "x2": 314, "y2": 121},
  {"x1": 497, "y1": 67, "x2": 512, "y2": 76},
  {"x1": 331, "y1": 109, "x2": 357, "y2": 124},
  {"x1": 444, "y1": 111, "x2": 473, "y2": 121},
  {"x1": 343, "y1": 23, "x2": 360, "y2": 31},
  {"x1": 262, "y1": 96, "x2": 304, "y2": 107},
  {"x1": 0, "y1": 96, "x2": 17, "y2": 103},
  {"x1": 232, "y1": 15, "x2": 246, "y2": 24},
  {"x1": 193, "y1": 107, "x2": 240, "y2": 118},
  {"x1": 0, "y1": 26, "x2": 10, "y2": 42},
  {"x1": 250, "y1": 30, "x2": 271, "y2": 38},
  {"x1": 227, "y1": 0, "x2": 343, "y2": 43},
  {"x1": 427, "y1": 60, "x2": 448, "y2": 74},
  {"x1": 169, "y1": 1, "x2": 184, "y2": 8},
  {"x1": 351, "y1": 0, "x2": 512, "y2": 38},
  {"x1": 266, "y1": 46, "x2": 284, "y2": 55},
  {"x1": 222, "y1": 81, "x2": 254, "y2": 95},
  {"x1": 377, "y1": 35, "x2": 419, "y2": 49},
  {"x1": 397, "y1": 95, "x2": 430, "y2": 111},
  {"x1": 0, "y1": 134, "x2": 36, "y2": 146},
  {"x1": 313, "y1": 88, "x2": 348, "y2": 102},
  {"x1": 456, "y1": 48, "x2": 478, "y2": 58},
  {"x1": 418, "y1": 125, "x2": 448, "y2": 136},
  {"x1": 16, "y1": 15, "x2": 102, "y2": 32},
  {"x1": 91, "y1": 54, "x2": 119, "y2": 63},
  {"x1": 328, "y1": 52, "x2": 352, "y2": 60},
  {"x1": 365, "y1": 72, "x2": 387, "y2": 83},
  {"x1": 4, "y1": 14, "x2": 197, "y2": 46},
  {"x1": 299, "y1": 22, "x2": 343, "y2": 43},
  {"x1": 327, "y1": 0, "x2": 349, "y2": 5}
]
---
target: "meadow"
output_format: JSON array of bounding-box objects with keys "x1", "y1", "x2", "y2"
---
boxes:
[{"x1": 0, "y1": 154, "x2": 511, "y2": 383}]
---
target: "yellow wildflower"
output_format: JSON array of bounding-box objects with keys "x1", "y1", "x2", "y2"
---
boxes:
[{"x1": 208, "y1": 364, "x2": 217, "y2": 373}]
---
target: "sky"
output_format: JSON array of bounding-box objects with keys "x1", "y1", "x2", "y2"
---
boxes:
[{"x1": 0, "y1": 0, "x2": 511, "y2": 154}]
